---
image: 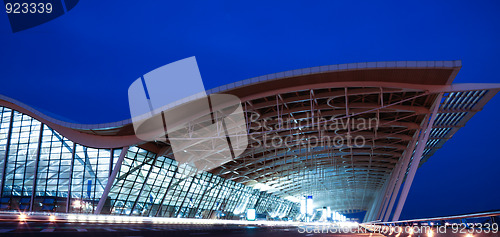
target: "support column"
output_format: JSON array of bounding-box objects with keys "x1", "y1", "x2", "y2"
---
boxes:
[
  {"x1": 108, "y1": 149, "x2": 114, "y2": 177},
  {"x1": 373, "y1": 185, "x2": 388, "y2": 221},
  {"x1": 377, "y1": 112, "x2": 429, "y2": 221},
  {"x1": 376, "y1": 162, "x2": 402, "y2": 221},
  {"x1": 392, "y1": 93, "x2": 443, "y2": 221},
  {"x1": 66, "y1": 143, "x2": 76, "y2": 213},
  {"x1": 364, "y1": 184, "x2": 384, "y2": 222},
  {"x1": 29, "y1": 123, "x2": 44, "y2": 212},
  {"x1": 94, "y1": 146, "x2": 129, "y2": 215},
  {"x1": 363, "y1": 201, "x2": 374, "y2": 222},
  {"x1": 382, "y1": 130, "x2": 421, "y2": 221}
]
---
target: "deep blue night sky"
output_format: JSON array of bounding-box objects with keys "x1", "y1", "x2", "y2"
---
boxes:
[{"x1": 0, "y1": 1, "x2": 499, "y2": 220}]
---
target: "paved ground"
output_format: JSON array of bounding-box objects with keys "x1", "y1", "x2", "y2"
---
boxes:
[
  {"x1": 0, "y1": 219, "x2": 498, "y2": 236},
  {"x1": 0, "y1": 220, "x2": 382, "y2": 237}
]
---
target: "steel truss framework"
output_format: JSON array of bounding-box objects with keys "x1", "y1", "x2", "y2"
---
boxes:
[{"x1": 0, "y1": 60, "x2": 498, "y2": 222}]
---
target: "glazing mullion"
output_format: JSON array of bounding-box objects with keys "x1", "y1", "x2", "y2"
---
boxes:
[
  {"x1": 108, "y1": 148, "x2": 132, "y2": 214},
  {"x1": 166, "y1": 167, "x2": 190, "y2": 217},
  {"x1": 155, "y1": 164, "x2": 178, "y2": 217},
  {"x1": 193, "y1": 174, "x2": 213, "y2": 217},
  {"x1": 54, "y1": 134, "x2": 63, "y2": 199},
  {"x1": 90, "y1": 149, "x2": 99, "y2": 213},
  {"x1": 162, "y1": 167, "x2": 182, "y2": 217},
  {"x1": 175, "y1": 172, "x2": 196, "y2": 217},
  {"x1": 230, "y1": 185, "x2": 245, "y2": 214},
  {"x1": 205, "y1": 177, "x2": 223, "y2": 213},
  {"x1": 109, "y1": 150, "x2": 131, "y2": 214},
  {"x1": 129, "y1": 154, "x2": 158, "y2": 216},
  {"x1": 208, "y1": 179, "x2": 226, "y2": 218},
  {"x1": 149, "y1": 158, "x2": 175, "y2": 216},
  {"x1": 174, "y1": 168, "x2": 195, "y2": 216},
  {"x1": 79, "y1": 147, "x2": 87, "y2": 211},
  {"x1": 230, "y1": 185, "x2": 243, "y2": 213},
  {"x1": 0, "y1": 110, "x2": 13, "y2": 196},
  {"x1": 121, "y1": 150, "x2": 143, "y2": 215},
  {"x1": 140, "y1": 157, "x2": 164, "y2": 216},
  {"x1": 143, "y1": 158, "x2": 170, "y2": 217}
]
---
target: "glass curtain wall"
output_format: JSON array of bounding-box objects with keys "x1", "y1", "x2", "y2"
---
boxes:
[{"x1": 0, "y1": 106, "x2": 299, "y2": 219}]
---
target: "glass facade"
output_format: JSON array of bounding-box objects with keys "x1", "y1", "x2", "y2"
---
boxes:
[{"x1": 0, "y1": 106, "x2": 298, "y2": 219}]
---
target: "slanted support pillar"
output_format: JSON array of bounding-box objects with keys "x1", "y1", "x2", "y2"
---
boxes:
[
  {"x1": 382, "y1": 132, "x2": 420, "y2": 221},
  {"x1": 94, "y1": 146, "x2": 129, "y2": 215},
  {"x1": 66, "y1": 143, "x2": 76, "y2": 213},
  {"x1": 364, "y1": 187, "x2": 383, "y2": 222},
  {"x1": 367, "y1": 179, "x2": 388, "y2": 222},
  {"x1": 376, "y1": 160, "x2": 403, "y2": 221},
  {"x1": 392, "y1": 93, "x2": 443, "y2": 221}
]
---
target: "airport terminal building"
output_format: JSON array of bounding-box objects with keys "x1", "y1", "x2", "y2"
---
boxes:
[{"x1": 0, "y1": 61, "x2": 497, "y2": 222}]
